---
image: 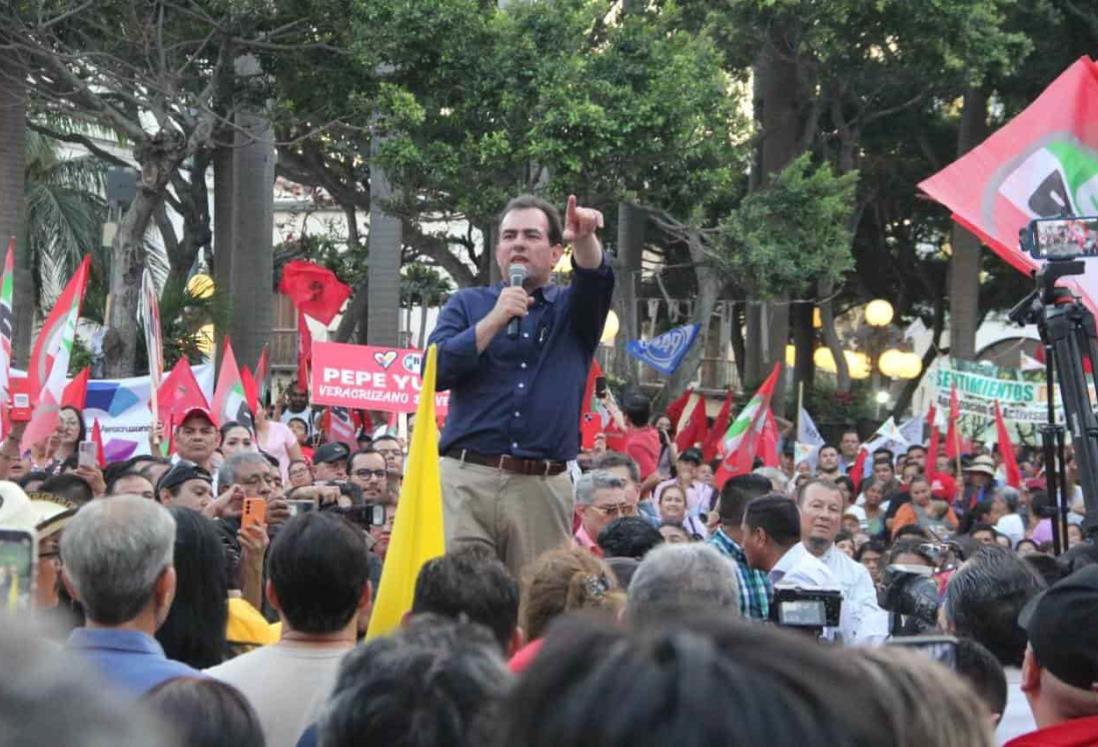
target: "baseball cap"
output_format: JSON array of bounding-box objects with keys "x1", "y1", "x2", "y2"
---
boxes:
[
  {"x1": 178, "y1": 406, "x2": 217, "y2": 428},
  {"x1": 155, "y1": 462, "x2": 213, "y2": 497},
  {"x1": 314, "y1": 442, "x2": 351, "y2": 465},
  {"x1": 929, "y1": 473, "x2": 956, "y2": 501},
  {"x1": 1018, "y1": 565, "x2": 1098, "y2": 690}
]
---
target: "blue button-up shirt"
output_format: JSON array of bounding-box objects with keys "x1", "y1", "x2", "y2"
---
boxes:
[
  {"x1": 429, "y1": 256, "x2": 614, "y2": 462},
  {"x1": 709, "y1": 527, "x2": 772, "y2": 621},
  {"x1": 66, "y1": 627, "x2": 203, "y2": 697}
]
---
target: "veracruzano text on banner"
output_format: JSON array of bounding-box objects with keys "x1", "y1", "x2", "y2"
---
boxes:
[{"x1": 309, "y1": 341, "x2": 450, "y2": 415}]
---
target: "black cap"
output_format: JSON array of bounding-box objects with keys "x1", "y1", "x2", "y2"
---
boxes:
[
  {"x1": 678, "y1": 447, "x2": 703, "y2": 464},
  {"x1": 1018, "y1": 565, "x2": 1098, "y2": 690},
  {"x1": 313, "y1": 442, "x2": 350, "y2": 465},
  {"x1": 155, "y1": 462, "x2": 213, "y2": 496}
]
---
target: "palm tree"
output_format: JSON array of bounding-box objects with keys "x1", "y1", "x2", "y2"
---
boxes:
[{"x1": 400, "y1": 264, "x2": 453, "y2": 349}]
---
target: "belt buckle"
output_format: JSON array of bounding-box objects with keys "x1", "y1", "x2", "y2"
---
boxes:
[{"x1": 543, "y1": 460, "x2": 552, "y2": 477}]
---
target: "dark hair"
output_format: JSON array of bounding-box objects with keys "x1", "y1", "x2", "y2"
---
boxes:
[
  {"x1": 893, "y1": 524, "x2": 931, "y2": 540},
  {"x1": 906, "y1": 444, "x2": 927, "y2": 456},
  {"x1": 597, "y1": 517, "x2": 664, "y2": 559},
  {"x1": 60, "y1": 405, "x2": 87, "y2": 444},
  {"x1": 593, "y1": 451, "x2": 641, "y2": 484},
  {"x1": 39, "y1": 473, "x2": 93, "y2": 505},
  {"x1": 744, "y1": 494, "x2": 801, "y2": 547},
  {"x1": 267, "y1": 512, "x2": 370, "y2": 634},
  {"x1": 219, "y1": 421, "x2": 252, "y2": 443},
  {"x1": 888, "y1": 536, "x2": 936, "y2": 566},
  {"x1": 105, "y1": 469, "x2": 151, "y2": 496},
  {"x1": 498, "y1": 194, "x2": 564, "y2": 247},
  {"x1": 155, "y1": 508, "x2": 229, "y2": 668},
  {"x1": 855, "y1": 539, "x2": 888, "y2": 561},
  {"x1": 497, "y1": 612, "x2": 895, "y2": 747},
  {"x1": 1021, "y1": 552, "x2": 1064, "y2": 588},
  {"x1": 319, "y1": 615, "x2": 509, "y2": 747},
  {"x1": 412, "y1": 549, "x2": 519, "y2": 653},
  {"x1": 144, "y1": 678, "x2": 264, "y2": 747},
  {"x1": 943, "y1": 544, "x2": 1046, "y2": 666},
  {"x1": 622, "y1": 395, "x2": 651, "y2": 428},
  {"x1": 288, "y1": 416, "x2": 309, "y2": 430},
  {"x1": 346, "y1": 447, "x2": 382, "y2": 474},
  {"x1": 968, "y1": 522, "x2": 996, "y2": 537},
  {"x1": 259, "y1": 449, "x2": 279, "y2": 469},
  {"x1": 818, "y1": 444, "x2": 838, "y2": 457},
  {"x1": 834, "y1": 476, "x2": 855, "y2": 495},
  {"x1": 834, "y1": 530, "x2": 853, "y2": 545},
  {"x1": 841, "y1": 427, "x2": 859, "y2": 439},
  {"x1": 955, "y1": 638, "x2": 1008, "y2": 724},
  {"x1": 908, "y1": 474, "x2": 930, "y2": 489},
  {"x1": 717, "y1": 473, "x2": 771, "y2": 526}
]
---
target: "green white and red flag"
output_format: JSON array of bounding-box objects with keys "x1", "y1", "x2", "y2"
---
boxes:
[
  {"x1": 140, "y1": 269, "x2": 164, "y2": 424},
  {"x1": 714, "y1": 362, "x2": 781, "y2": 488},
  {"x1": 254, "y1": 344, "x2": 270, "y2": 405},
  {"x1": 22, "y1": 255, "x2": 91, "y2": 452},
  {"x1": 0, "y1": 238, "x2": 14, "y2": 436},
  {"x1": 919, "y1": 56, "x2": 1098, "y2": 310},
  {"x1": 212, "y1": 337, "x2": 252, "y2": 429}
]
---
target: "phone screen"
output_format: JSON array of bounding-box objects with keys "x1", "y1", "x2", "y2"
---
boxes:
[
  {"x1": 1027, "y1": 216, "x2": 1098, "y2": 259},
  {"x1": 78, "y1": 441, "x2": 98, "y2": 468},
  {"x1": 0, "y1": 530, "x2": 36, "y2": 612},
  {"x1": 595, "y1": 376, "x2": 607, "y2": 398}
]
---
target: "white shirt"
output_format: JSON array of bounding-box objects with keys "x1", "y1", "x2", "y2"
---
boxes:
[
  {"x1": 770, "y1": 542, "x2": 837, "y2": 589},
  {"x1": 996, "y1": 666, "x2": 1036, "y2": 745},
  {"x1": 653, "y1": 478, "x2": 716, "y2": 517},
  {"x1": 815, "y1": 543, "x2": 890, "y2": 645}
]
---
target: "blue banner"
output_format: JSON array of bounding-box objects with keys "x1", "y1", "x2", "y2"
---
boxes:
[{"x1": 626, "y1": 323, "x2": 701, "y2": 375}]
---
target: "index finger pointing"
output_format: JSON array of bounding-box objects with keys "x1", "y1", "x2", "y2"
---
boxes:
[{"x1": 566, "y1": 194, "x2": 577, "y2": 228}]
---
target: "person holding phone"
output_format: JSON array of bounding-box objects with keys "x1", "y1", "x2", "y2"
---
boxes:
[{"x1": 428, "y1": 194, "x2": 613, "y2": 580}]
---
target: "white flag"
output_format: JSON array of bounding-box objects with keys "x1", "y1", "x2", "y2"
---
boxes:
[{"x1": 795, "y1": 407, "x2": 826, "y2": 468}]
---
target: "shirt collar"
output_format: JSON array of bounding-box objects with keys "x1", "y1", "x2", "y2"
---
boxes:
[
  {"x1": 494, "y1": 281, "x2": 560, "y2": 304},
  {"x1": 67, "y1": 628, "x2": 166, "y2": 656}
]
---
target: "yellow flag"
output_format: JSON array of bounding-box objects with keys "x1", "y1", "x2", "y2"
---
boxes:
[{"x1": 366, "y1": 344, "x2": 445, "y2": 639}]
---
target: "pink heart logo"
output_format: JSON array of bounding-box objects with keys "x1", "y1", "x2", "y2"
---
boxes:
[{"x1": 374, "y1": 351, "x2": 398, "y2": 369}]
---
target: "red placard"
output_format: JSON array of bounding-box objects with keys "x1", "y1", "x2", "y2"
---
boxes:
[{"x1": 310, "y1": 341, "x2": 449, "y2": 415}]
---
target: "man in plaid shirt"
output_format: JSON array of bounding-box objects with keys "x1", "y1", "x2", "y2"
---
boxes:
[{"x1": 708, "y1": 473, "x2": 773, "y2": 620}]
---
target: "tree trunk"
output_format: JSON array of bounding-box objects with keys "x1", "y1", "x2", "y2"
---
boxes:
[
  {"x1": 366, "y1": 137, "x2": 402, "y2": 346},
  {"x1": 334, "y1": 277, "x2": 368, "y2": 343},
  {"x1": 227, "y1": 56, "x2": 275, "y2": 372},
  {"x1": 791, "y1": 298, "x2": 814, "y2": 394},
  {"x1": 0, "y1": 51, "x2": 31, "y2": 365},
  {"x1": 417, "y1": 303, "x2": 428, "y2": 349},
  {"x1": 612, "y1": 201, "x2": 643, "y2": 384},
  {"x1": 744, "y1": 31, "x2": 803, "y2": 404},
  {"x1": 212, "y1": 142, "x2": 234, "y2": 358},
  {"x1": 949, "y1": 86, "x2": 989, "y2": 361},
  {"x1": 103, "y1": 129, "x2": 186, "y2": 376},
  {"x1": 818, "y1": 278, "x2": 850, "y2": 392}
]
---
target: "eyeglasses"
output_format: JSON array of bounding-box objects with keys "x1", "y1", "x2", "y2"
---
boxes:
[
  {"x1": 353, "y1": 468, "x2": 387, "y2": 479},
  {"x1": 589, "y1": 503, "x2": 638, "y2": 518}
]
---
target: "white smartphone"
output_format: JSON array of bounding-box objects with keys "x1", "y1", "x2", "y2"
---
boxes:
[{"x1": 77, "y1": 441, "x2": 97, "y2": 468}]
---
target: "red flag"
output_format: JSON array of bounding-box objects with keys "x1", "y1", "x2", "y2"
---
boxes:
[
  {"x1": 61, "y1": 367, "x2": 90, "y2": 409},
  {"x1": 579, "y1": 359, "x2": 603, "y2": 450},
  {"x1": 919, "y1": 57, "x2": 1098, "y2": 312},
  {"x1": 241, "y1": 366, "x2": 259, "y2": 420},
  {"x1": 664, "y1": 388, "x2": 693, "y2": 432},
  {"x1": 945, "y1": 384, "x2": 961, "y2": 459},
  {"x1": 713, "y1": 363, "x2": 781, "y2": 487},
  {"x1": 212, "y1": 338, "x2": 249, "y2": 429},
  {"x1": 674, "y1": 394, "x2": 709, "y2": 452},
  {"x1": 90, "y1": 418, "x2": 106, "y2": 468},
  {"x1": 157, "y1": 358, "x2": 210, "y2": 421},
  {"x1": 297, "y1": 311, "x2": 313, "y2": 389},
  {"x1": 994, "y1": 401, "x2": 1022, "y2": 488},
  {"x1": 28, "y1": 255, "x2": 91, "y2": 399},
  {"x1": 279, "y1": 260, "x2": 352, "y2": 325},
  {"x1": 0, "y1": 237, "x2": 14, "y2": 412},
  {"x1": 254, "y1": 345, "x2": 270, "y2": 404},
  {"x1": 850, "y1": 447, "x2": 869, "y2": 493},
  {"x1": 701, "y1": 390, "x2": 734, "y2": 461},
  {"x1": 322, "y1": 406, "x2": 358, "y2": 446},
  {"x1": 758, "y1": 408, "x2": 779, "y2": 468}
]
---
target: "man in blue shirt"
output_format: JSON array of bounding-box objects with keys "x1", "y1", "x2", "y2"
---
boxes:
[
  {"x1": 61, "y1": 494, "x2": 201, "y2": 697},
  {"x1": 429, "y1": 193, "x2": 614, "y2": 578}
]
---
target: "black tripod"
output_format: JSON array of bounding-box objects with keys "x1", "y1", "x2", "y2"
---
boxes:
[{"x1": 1008, "y1": 260, "x2": 1098, "y2": 552}]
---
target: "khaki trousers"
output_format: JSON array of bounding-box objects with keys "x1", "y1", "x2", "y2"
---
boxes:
[{"x1": 440, "y1": 456, "x2": 573, "y2": 581}]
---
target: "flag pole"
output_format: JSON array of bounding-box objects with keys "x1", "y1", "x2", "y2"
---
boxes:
[{"x1": 796, "y1": 380, "x2": 804, "y2": 436}]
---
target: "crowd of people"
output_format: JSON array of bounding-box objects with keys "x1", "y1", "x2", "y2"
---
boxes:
[{"x1": 3, "y1": 193, "x2": 1098, "y2": 747}]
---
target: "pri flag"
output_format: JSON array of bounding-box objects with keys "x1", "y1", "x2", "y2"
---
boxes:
[
  {"x1": 279, "y1": 259, "x2": 352, "y2": 325},
  {"x1": 674, "y1": 392, "x2": 709, "y2": 453},
  {"x1": 366, "y1": 345, "x2": 445, "y2": 639},
  {"x1": 919, "y1": 57, "x2": 1098, "y2": 311},
  {"x1": 157, "y1": 357, "x2": 210, "y2": 420},
  {"x1": 211, "y1": 338, "x2": 252, "y2": 429},
  {"x1": 22, "y1": 256, "x2": 91, "y2": 452},
  {"x1": 714, "y1": 363, "x2": 781, "y2": 488},
  {"x1": 254, "y1": 345, "x2": 269, "y2": 404},
  {"x1": 795, "y1": 406, "x2": 826, "y2": 469},
  {"x1": 664, "y1": 388, "x2": 693, "y2": 431},
  {"x1": 626, "y1": 323, "x2": 701, "y2": 375},
  {"x1": 61, "y1": 367, "x2": 90, "y2": 409}
]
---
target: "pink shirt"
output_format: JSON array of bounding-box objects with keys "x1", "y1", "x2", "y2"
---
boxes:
[{"x1": 259, "y1": 420, "x2": 298, "y2": 480}]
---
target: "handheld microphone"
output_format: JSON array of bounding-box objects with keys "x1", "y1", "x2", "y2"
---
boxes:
[{"x1": 507, "y1": 263, "x2": 528, "y2": 338}]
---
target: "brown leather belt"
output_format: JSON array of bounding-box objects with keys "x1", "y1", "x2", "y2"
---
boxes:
[{"x1": 444, "y1": 448, "x2": 568, "y2": 476}]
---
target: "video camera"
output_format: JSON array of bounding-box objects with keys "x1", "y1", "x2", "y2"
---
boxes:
[
  {"x1": 770, "y1": 586, "x2": 842, "y2": 636},
  {"x1": 878, "y1": 563, "x2": 940, "y2": 636}
]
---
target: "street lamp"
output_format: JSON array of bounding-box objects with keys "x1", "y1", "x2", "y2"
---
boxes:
[{"x1": 865, "y1": 299, "x2": 894, "y2": 327}]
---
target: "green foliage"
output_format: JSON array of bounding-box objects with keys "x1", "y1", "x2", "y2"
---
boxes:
[
  {"x1": 715, "y1": 154, "x2": 857, "y2": 298},
  {"x1": 400, "y1": 264, "x2": 452, "y2": 308}
]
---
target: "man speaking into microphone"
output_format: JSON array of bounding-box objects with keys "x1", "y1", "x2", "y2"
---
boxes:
[{"x1": 428, "y1": 194, "x2": 614, "y2": 578}]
